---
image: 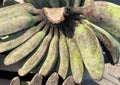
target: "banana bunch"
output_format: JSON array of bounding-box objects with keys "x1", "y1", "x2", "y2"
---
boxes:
[
  {"x1": 0, "y1": 0, "x2": 120, "y2": 84},
  {"x1": 10, "y1": 72, "x2": 74, "y2": 85}
]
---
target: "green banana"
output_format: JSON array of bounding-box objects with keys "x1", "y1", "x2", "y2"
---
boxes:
[
  {"x1": 10, "y1": 77, "x2": 20, "y2": 85},
  {"x1": 74, "y1": 21, "x2": 104, "y2": 81},
  {"x1": 47, "y1": 0, "x2": 60, "y2": 7},
  {"x1": 0, "y1": 3, "x2": 40, "y2": 18},
  {"x1": 83, "y1": 1, "x2": 120, "y2": 39},
  {"x1": 63, "y1": 24, "x2": 84, "y2": 84},
  {"x1": 18, "y1": 25, "x2": 53, "y2": 76},
  {"x1": 4, "y1": 23, "x2": 49, "y2": 66},
  {"x1": 30, "y1": 73, "x2": 43, "y2": 85},
  {"x1": 0, "y1": 14, "x2": 41, "y2": 36},
  {"x1": 84, "y1": 22, "x2": 119, "y2": 64},
  {"x1": 58, "y1": 28, "x2": 69, "y2": 79},
  {"x1": 45, "y1": 72, "x2": 59, "y2": 85},
  {"x1": 39, "y1": 26, "x2": 59, "y2": 76},
  {"x1": 83, "y1": 20, "x2": 120, "y2": 64},
  {"x1": 0, "y1": 20, "x2": 46, "y2": 53}
]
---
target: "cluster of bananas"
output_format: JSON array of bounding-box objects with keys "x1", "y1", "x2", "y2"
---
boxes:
[
  {"x1": 0, "y1": 0, "x2": 120, "y2": 84},
  {"x1": 10, "y1": 72, "x2": 74, "y2": 85}
]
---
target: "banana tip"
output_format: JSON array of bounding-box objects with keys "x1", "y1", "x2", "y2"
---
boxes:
[
  {"x1": 18, "y1": 69, "x2": 25, "y2": 76},
  {"x1": 4, "y1": 59, "x2": 11, "y2": 66}
]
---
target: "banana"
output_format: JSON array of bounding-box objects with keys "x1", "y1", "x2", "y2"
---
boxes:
[
  {"x1": 47, "y1": 0, "x2": 60, "y2": 7},
  {"x1": 62, "y1": 76, "x2": 75, "y2": 85},
  {"x1": 83, "y1": 1, "x2": 120, "y2": 39},
  {"x1": 83, "y1": 20, "x2": 120, "y2": 64},
  {"x1": 58, "y1": 27, "x2": 69, "y2": 79},
  {"x1": 4, "y1": 22, "x2": 49, "y2": 66},
  {"x1": 10, "y1": 77, "x2": 20, "y2": 85},
  {"x1": 39, "y1": 25, "x2": 59, "y2": 76},
  {"x1": 18, "y1": 25, "x2": 53, "y2": 76},
  {"x1": 74, "y1": 21, "x2": 104, "y2": 81},
  {"x1": 45, "y1": 72, "x2": 59, "y2": 85},
  {"x1": 0, "y1": 20, "x2": 46, "y2": 53},
  {"x1": 0, "y1": 3, "x2": 40, "y2": 18},
  {"x1": 59, "y1": 0, "x2": 70, "y2": 7},
  {"x1": 0, "y1": 14, "x2": 42, "y2": 36},
  {"x1": 63, "y1": 24, "x2": 84, "y2": 84},
  {"x1": 30, "y1": 73, "x2": 43, "y2": 85}
]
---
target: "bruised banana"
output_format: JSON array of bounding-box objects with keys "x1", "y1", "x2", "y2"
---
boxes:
[
  {"x1": 0, "y1": 20, "x2": 46, "y2": 53},
  {"x1": 58, "y1": 28, "x2": 69, "y2": 79},
  {"x1": 4, "y1": 22, "x2": 50, "y2": 66},
  {"x1": 0, "y1": 14, "x2": 41, "y2": 36},
  {"x1": 18, "y1": 25, "x2": 53, "y2": 76},
  {"x1": 83, "y1": 1, "x2": 120, "y2": 39},
  {"x1": 74, "y1": 21, "x2": 104, "y2": 81},
  {"x1": 83, "y1": 21, "x2": 120, "y2": 64},
  {"x1": 0, "y1": 3, "x2": 40, "y2": 18},
  {"x1": 63, "y1": 24, "x2": 84, "y2": 84},
  {"x1": 39, "y1": 26, "x2": 59, "y2": 76}
]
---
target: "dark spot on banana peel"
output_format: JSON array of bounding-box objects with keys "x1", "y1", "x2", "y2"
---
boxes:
[{"x1": 83, "y1": 2, "x2": 111, "y2": 22}]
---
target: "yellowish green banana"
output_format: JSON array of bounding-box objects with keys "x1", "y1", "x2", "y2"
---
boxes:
[
  {"x1": 58, "y1": 28, "x2": 69, "y2": 79},
  {"x1": 74, "y1": 21, "x2": 104, "y2": 81},
  {"x1": 39, "y1": 26, "x2": 59, "y2": 76}
]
